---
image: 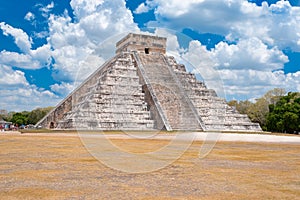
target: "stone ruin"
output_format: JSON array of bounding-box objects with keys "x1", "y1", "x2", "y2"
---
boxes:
[{"x1": 36, "y1": 33, "x2": 262, "y2": 131}]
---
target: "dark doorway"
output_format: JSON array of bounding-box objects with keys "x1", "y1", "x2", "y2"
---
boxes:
[
  {"x1": 50, "y1": 122, "x2": 54, "y2": 129},
  {"x1": 145, "y1": 48, "x2": 149, "y2": 54}
]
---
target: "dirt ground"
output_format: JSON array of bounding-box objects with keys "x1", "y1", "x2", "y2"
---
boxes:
[{"x1": 0, "y1": 132, "x2": 299, "y2": 199}]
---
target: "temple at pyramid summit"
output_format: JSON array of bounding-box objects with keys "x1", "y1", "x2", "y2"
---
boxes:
[{"x1": 36, "y1": 33, "x2": 261, "y2": 131}]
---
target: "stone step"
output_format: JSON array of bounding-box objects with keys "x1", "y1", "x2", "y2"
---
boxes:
[
  {"x1": 167, "y1": 55, "x2": 261, "y2": 132},
  {"x1": 54, "y1": 52, "x2": 156, "y2": 130},
  {"x1": 136, "y1": 53, "x2": 203, "y2": 131}
]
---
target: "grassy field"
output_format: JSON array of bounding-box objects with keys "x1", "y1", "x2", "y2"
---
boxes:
[{"x1": 0, "y1": 133, "x2": 299, "y2": 199}]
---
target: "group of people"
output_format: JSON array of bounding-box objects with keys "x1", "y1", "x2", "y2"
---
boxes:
[{"x1": 0, "y1": 123, "x2": 16, "y2": 131}]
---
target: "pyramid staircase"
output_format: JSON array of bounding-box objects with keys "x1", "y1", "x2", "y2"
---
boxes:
[{"x1": 133, "y1": 52, "x2": 204, "y2": 131}]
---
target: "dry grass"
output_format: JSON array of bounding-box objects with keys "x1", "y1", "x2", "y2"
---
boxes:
[
  {"x1": 0, "y1": 134, "x2": 299, "y2": 199},
  {"x1": 20, "y1": 128, "x2": 300, "y2": 137}
]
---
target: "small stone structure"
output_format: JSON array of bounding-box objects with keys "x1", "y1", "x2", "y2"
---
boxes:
[{"x1": 36, "y1": 33, "x2": 261, "y2": 131}]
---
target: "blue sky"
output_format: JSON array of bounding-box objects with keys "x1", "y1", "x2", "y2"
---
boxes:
[{"x1": 0, "y1": 0, "x2": 300, "y2": 111}]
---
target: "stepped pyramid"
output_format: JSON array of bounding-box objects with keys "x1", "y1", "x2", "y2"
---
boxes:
[{"x1": 36, "y1": 33, "x2": 261, "y2": 131}]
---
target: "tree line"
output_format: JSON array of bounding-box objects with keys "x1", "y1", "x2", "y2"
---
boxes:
[
  {"x1": 228, "y1": 88, "x2": 300, "y2": 134},
  {"x1": 0, "y1": 107, "x2": 53, "y2": 127}
]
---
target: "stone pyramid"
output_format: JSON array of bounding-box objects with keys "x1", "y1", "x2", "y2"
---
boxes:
[{"x1": 36, "y1": 33, "x2": 261, "y2": 131}]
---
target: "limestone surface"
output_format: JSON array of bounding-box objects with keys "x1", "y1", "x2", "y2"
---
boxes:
[{"x1": 36, "y1": 33, "x2": 261, "y2": 131}]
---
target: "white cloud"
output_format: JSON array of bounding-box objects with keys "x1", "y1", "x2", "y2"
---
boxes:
[
  {"x1": 0, "y1": 86, "x2": 59, "y2": 112},
  {"x1": 48, "y1": 0, "x2": 138, "y2": 83},
  {"x1": 134, "y1": 3, "x2": 150, "y2": 14},
  {"x1": 70, "y1": 0, "x2": 105, "y2": 18},
  {"x1": 76, "y1": 0, "x2": 139, "y2": 41},
  {"x1": 39, "y1": 1, "x2": 55, "y2": 18},
  {"x1": 181, "y1": 37, "x2": 298, "y2": 100},
  {"x1": 0, "y1": 65, "x2": 59, "y2": 111},
  {"x1": 50, "y1": 82, "x2": 75, "y2": 96},
  {"x1": 0, "y1": 51, "x2": 41, "y2": 69},
  {"x1": 0, "y1": 0, "x2": 139, "y2": 111},
  {"x1": 154, "y1": 28, "x2": 182, "y2": 55},
  {"x1": 134, "y1": 0, "x2": 159, "y2": 14},
  {"x1": 182, "y1": 40, "x2": 225, "y2": 97},
  {"x1": 212, "y1": 37, "x2": 288, "y2": 71},
  {"x1": 1, "y1": 0, "x2": 299, "y2": 112},
  {"x1": 0, "y1": 22, "x2": 32, "y2": 53},
  {"x1": 0, "y1": 43, "x2": 52, "y2": 70},
  {"x1": 29, "y1": 44, "x2": 52, "y2": 66},
  {"x1": 219, "y1": 69, "x2": 300, "y2": 99},
  {"x1": 33, "y1": 31, "x2": 48, "y2": 39},
  {"x1": 0, "y1": 65, "x2": 28, "y2": 87},
  {"x1": 142, "y1": 0, "x2": 300, "y2": 99},
  {"x1": 154, "y1": 0, "x2": 205, "y2": 17},
  {"x1": 0, "y1": 23, "x2": 52, "y2": 70},
  {"x1": 148, "y1": 0, "x2": 300, "y2": 51},
  {"x1": 24, "y1": 12, "x2": 35, "y2": 21}
]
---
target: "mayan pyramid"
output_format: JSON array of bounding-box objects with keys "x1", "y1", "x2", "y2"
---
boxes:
[{"x1": 36, "y1": 33, "x2": 261, "y2": 131}]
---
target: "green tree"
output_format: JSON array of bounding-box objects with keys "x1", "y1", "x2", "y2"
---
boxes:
[
  {"x1": 27, "y1": 107, "x2": 53, "y2": 125},
  {"x1": 247, "y1": 98, "x2": 269, "y2": 128},
  {"x1": 264, "y1": 88, "x2": 286, "y2": 105},
  {"x1": 266, "y1": 92, "x2": 300, "y2": 133},
  {"x1": 10, "y1": 112, "x2": 29, "y2": 126},
  {"x1": 5, "y1": 107, "x2": 53, "y2": 126},
  {"x1": 228, "y1": 88, "x2": 286, "y2": 130},
  {"x1": 227, "y1": 100, "x2": 253, "y2": 115}
]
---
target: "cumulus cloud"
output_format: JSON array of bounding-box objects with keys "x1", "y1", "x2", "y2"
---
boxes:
[
  {"x1": 50, "y1": 82, "x2": 75, "y2": 96},
  {"x1": 147, "y1": 0, "x2": 300, "y2": 51},
  {"x1": 0, "y1": 65, "x2": 59, "y2": 111},
  {"x1": 0, "y1": 0, "x2": 139, "y2": 111},
  {"x1": 0, "y1": 65, "x2": 28, "y2": 87},
  {"x1": 0, "y1": 22, "x2": 32, "y2": 53},
  {"x1": 154, "y1": 28, "x2": 182, "y2": 55},
  {"x1": 134, "y1": 3, "x2": 150, "y2": 14},
  {"x1": 182, "y1": 40, "x2": 224, "y2": 96},
  {"x1": 0, "y1": 86, "x2": 59, "y2": 112},
  {"x1": 48, "y1": 0, "x2": 138, "y2": 83},
  {"x1": 0, "y1": 22, "x2": 53, "y2": 70},
  {"x1": 0, "y1": 43, "x2": 52, "y2": 70},
  {"x1": 140, "y1": 0, "x2": 300, "y2": 99},
  {"x1": 181, "y1": 37, "x2": 298, "y2": 100},
  {"x1": 134, "y1": 0, "x2": 158, "y2": 14},
  {"x1": 1, "y1": 0, "x2": 138, "y2": 81},
  {"x1": 1, "y1": 0, "x2": 299, "y2": 112},
  {"x1": 154, "y1": 0, "x2": 205, "y2": 17},
  {"x1": 24, "y1": 12, "x2": 35, "y2": 21},
  {"x1": 219, "y1": 69, "x2": 300, "y2": 99},
  {"x1": 0, "y1": 51, "x2": 42, "y2": 69},
  {"x1": 38, "y1": 1, "x2": 55, "y2": 18},
  {"x1": 212, "y1": 37, "x2": 288, "y2": 71}
]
